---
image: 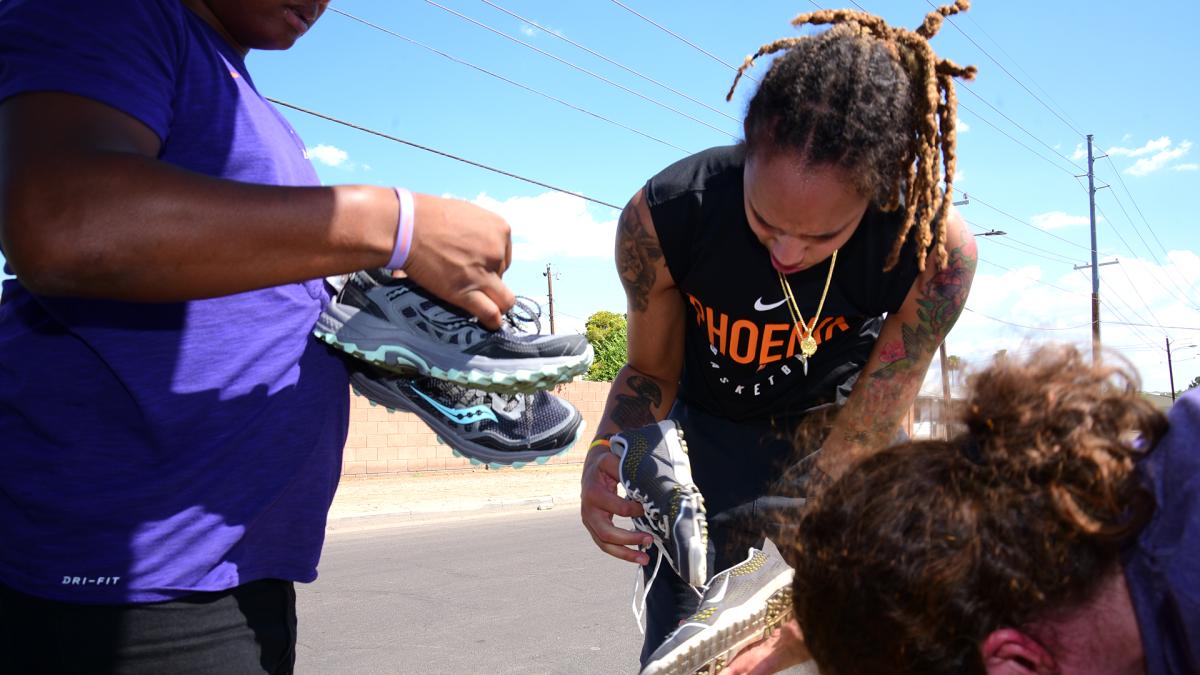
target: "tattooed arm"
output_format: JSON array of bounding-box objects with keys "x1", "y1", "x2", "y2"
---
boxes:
[
  {"x1": 582, "y1": 188, "x2": 687, "y2": 564},
  {"x1": 817, "y1": 209, "x2": 977, "y2": 481}
]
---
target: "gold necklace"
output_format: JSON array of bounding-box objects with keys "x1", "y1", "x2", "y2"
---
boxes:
[{"x1": 777, "y1": 250, "x2": 838, "y2": 360}]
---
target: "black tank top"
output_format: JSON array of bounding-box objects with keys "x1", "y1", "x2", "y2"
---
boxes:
[{"x1": 646, "y1": 145, "x2": 923, "y2": 423}]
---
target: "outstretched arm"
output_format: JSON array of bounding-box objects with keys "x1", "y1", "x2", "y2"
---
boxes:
[
  {"x1": 581, "y1": 187, "x2": 686, "y2": 565},
  {"x1": 0, "y1": 93, "x2": 514, "y2": 327},
  {"x1": 819, "y1": 209, "x2": 977, "y2": 479}
]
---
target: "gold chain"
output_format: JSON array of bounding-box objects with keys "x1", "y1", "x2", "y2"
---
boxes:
[{"x1": 777, "y1": 250, "x2": 838, "y2": 359}]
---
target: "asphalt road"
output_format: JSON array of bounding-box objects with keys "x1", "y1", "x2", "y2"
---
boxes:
[{"x1": 295, "y1": 508, "x2": 645, "y2": 674}]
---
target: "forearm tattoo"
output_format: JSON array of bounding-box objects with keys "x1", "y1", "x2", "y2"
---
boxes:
[
  {"x1": 615, "y1": 203, "x2": 663, "y2": 313},
  {"x1": 841, "y1": 243, "x2": 977, "y2": 447},
  {"x1": 611, "y1": 375, "x2": 662, "y2": 429}
]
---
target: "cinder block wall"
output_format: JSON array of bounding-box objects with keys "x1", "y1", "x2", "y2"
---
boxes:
[
  {"x1": 341, "y1": 380, "x2": 612, "y2": 475},
  {"x1": 340, "y1": 379, "x2": 921, "y2": 476}
]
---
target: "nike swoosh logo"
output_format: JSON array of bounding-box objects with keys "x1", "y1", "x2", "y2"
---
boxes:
[
  {"x1": 754, "y1": 297, "x2": 787, "y2": 311},
  {"x1": 408, "y1": 385, "x2": 498, "y2": 425}
]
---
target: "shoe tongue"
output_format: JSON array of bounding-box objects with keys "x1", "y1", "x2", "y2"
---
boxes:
[{"x1": 489, "y1": 391, "x2": 528, "y2": 420}]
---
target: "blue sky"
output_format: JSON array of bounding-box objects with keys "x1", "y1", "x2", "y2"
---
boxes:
[{"x1": 7, "y1": 0, "x2": 1197, "y2": 392}]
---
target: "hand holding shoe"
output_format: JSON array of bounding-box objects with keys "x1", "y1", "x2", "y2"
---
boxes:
[{"x1": 402, "y1": 194, "x2": 516, "y2": 330}]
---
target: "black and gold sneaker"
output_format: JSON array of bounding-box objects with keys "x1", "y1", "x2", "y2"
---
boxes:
[
  {"x1": 611, "y1": 420, "x2": 708, "y2": 587},
  {"x1": 640, "y1": 542, "x2": 795, "y2": 675}
]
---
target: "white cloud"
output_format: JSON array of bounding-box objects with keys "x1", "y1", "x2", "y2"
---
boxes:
[
  {"x1": 1107, "y1": 136, "x2": 1172, "y2": 157},
  {"x1": 1103, "y1": 137, "x2": 1194, "y2": 176},
  {"x1": 953, "y1": 169, "x2": 965, "y2": 184},
  {"x1": 1030, "y1": 210, "x2": 1093, "y2": 230},
  {"x1": 935, "y1": 251, "x2": 1200, "y2": 394},
  {"x1": 957, "y1": 120, "x2": 970, "y2": 133},
  {"x1": 306, "y1": 144, "x2": 349, "y2": 167},
  {"x1": 1174, "y1": 163, "x2": 1199, "y2": 172},
  {"x1": 470, "y1": 192, "x2": 618, "y2": 262},
  {"x1": 1071, "y1": 142, "x2": 1086, "y2": 161},
  {"x1": 519, "y1": 23, "x2": 536, "y2": 36}
]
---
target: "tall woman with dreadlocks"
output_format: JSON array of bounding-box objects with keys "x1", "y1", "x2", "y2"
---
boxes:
[{"x1": 580, "y1": 2, "x2": 978, "y2": 670}]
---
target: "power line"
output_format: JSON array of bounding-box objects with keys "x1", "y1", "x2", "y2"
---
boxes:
[
  {"x1": 327, "y1": 8, "x2": 690, "y2": 154},
  {"x1": 478, "y1": 0, "x2": 742, "y2": 125},
  {"x1": 607, "y1": 0, "x2": 758, "y2": 83},
  {"x1": 956, "y1": 99, "x2": 1078, "y2": 177},
  {"x1": 978, "y1": 240, "x2": 1161, "y2": 350},
  {"x1": 1098, "y1": 153, "x2": 1197, "y2": 306},
  {"x1": 970, "y1": 223, "x2": 1078, "y2": 265},
  {"x1": 1093, "y1": 196, "x2": 1195, "y2": 311},
  {"x1": 1109, "y1": 264, "x2": 1168, "y2": 336},
  {"x1": 1084, "y1": 270, "x2": 1166, "y2": 348},
  {"x1": 424, "y1": 0, "x2": 741, "y2": 140},
  {"x1": 962, "y1": 307, "x2": 1093, "y2": 332},
  {"x1": 957, "y1": 10, "x2": 1084, "y2": 134},
  {"x1": 922, "y1": 0, "x2": 1084, "y2": 138},
  {"x1": 1101, "y1": 154, "x2": 1192, "y2": 281},
  {"x1": 1069, "y1": 172, "x2": 1195, "y2": 313},
  {"x1": 957, "y1": 83, "x2": 1084, "y2": 172},
  {"x1": 962, "y1": 307, "x2": 1200, "y2": 333},
  {"x1": 977, "y1": 258, "x2": 1076, "y2": 295},
  {"x1": 267, "y1": 98, "x2": 622, "y2": 210},
  {"x1": 976, "y1": 256, "x2": 1161, "y2": 350},
  {"x1": 954, "y1": 187, "x2": 1094, "y2": 255}
]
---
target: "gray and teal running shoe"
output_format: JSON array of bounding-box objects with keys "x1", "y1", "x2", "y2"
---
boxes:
[
  {"x1": 315, "y1": 269, "x2": 593, "y2": 393},
  {"x1": 349, "y1": 365, "x2": 584, "y2": 468},
  {"x1": 640, "y1": 543, "x2": 795, "y2": 675},
  {"x1": 611, "y1": 420, "x2": 708, "y2": 587}
]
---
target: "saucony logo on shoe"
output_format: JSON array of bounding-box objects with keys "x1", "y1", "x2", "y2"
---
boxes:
[{"x1": 409, "y1": 384, "x2": 498, "y2": 424}]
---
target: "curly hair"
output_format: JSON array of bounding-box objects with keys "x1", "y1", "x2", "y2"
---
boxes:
[
  {"x1": 790, "y1": 345, "x2": 1167, "y2": 675},
  {"x1": 729, "y1": 1, "x2": 976, "y2": 272}
]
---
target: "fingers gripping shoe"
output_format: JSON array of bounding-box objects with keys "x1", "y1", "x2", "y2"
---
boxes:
[
  {"x1": 349, "y1": 366, "x2": 585, "y2": 468},
  {"x1": 315, "y1": 269, "x2": 593, "y2": 393},
  {"x1": 611, "y1": 420, "x2": 708, "y2": 587},
  {"x1": 640, "y1": 542, "x2": 795, "y2": 675}
]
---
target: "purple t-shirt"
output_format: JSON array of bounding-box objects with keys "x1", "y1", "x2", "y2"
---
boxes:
[
  {"x1": 1124, "y1": 389, "x2": 1200, "y2": 673},
  {"x1": 0, "y1": 0, "x2": 350, "y2": 603}
]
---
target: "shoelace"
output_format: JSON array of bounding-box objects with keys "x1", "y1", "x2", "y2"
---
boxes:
[
  {"x1": 501, "y1": 296, "x2": 543, "y2": 334},
  {"x1": 630, "y1": 552, "x2": 705, "y2": 634}
]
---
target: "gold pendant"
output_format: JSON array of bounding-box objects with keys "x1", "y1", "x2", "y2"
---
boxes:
[{"x1": 800, "y1": 335, "x2": 818, "y2": 358}]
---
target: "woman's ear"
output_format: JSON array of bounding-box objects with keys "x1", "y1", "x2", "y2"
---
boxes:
[{"x1": 980, "y1": 628, "x2": 1058, "y2": 675}]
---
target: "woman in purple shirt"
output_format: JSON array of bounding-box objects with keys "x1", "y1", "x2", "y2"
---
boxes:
[
  {"x1": 0, "y1": 0, "x2": 515, "y2": 672},
  {"x1": 789, "y1": 344, "x2": 1198, "y2": 675}
]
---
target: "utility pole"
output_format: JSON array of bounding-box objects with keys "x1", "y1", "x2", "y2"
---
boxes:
[
  {"x1": 1167, "y1": 337, "x2": 1177, "y2": 402},
  {"x1": 1084, "y1": 135, "x2": 1106, "y2": 365},
  {"x1": 543, "y1": 263, "x2": 557, "y2": 335}
]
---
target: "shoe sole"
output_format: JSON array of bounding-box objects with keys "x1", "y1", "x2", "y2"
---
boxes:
[
  {"x1": 314, "y1": 314, "x2": 593, "y2": 394},
  {"x1": 640, "y1": 570, "x2": 794, "y2": 675},
  {"x1": 349, "y1": 373, "x2": 586, "y2": 468}
]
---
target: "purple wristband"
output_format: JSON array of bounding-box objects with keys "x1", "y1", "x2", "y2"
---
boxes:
[{"x1": 386, "y1": 187, "x2": 415, "y2": 270}]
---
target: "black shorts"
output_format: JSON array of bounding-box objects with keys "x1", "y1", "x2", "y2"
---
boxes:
[{"x1": 0, "y1": 579, "x2": 297, "y2": 675}]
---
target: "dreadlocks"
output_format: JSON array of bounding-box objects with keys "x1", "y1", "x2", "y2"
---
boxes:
[{"x1": 728, "y1": 1, "x2": 976, "y2": 272}]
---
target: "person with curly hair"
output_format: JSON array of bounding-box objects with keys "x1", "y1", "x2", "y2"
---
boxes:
[
  {"x1": 579, "y1": 2, "x2": 978, "y2": 670},
  {"x1": 792, "y1": 344, "x2": 1198, "y2": 675}
]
